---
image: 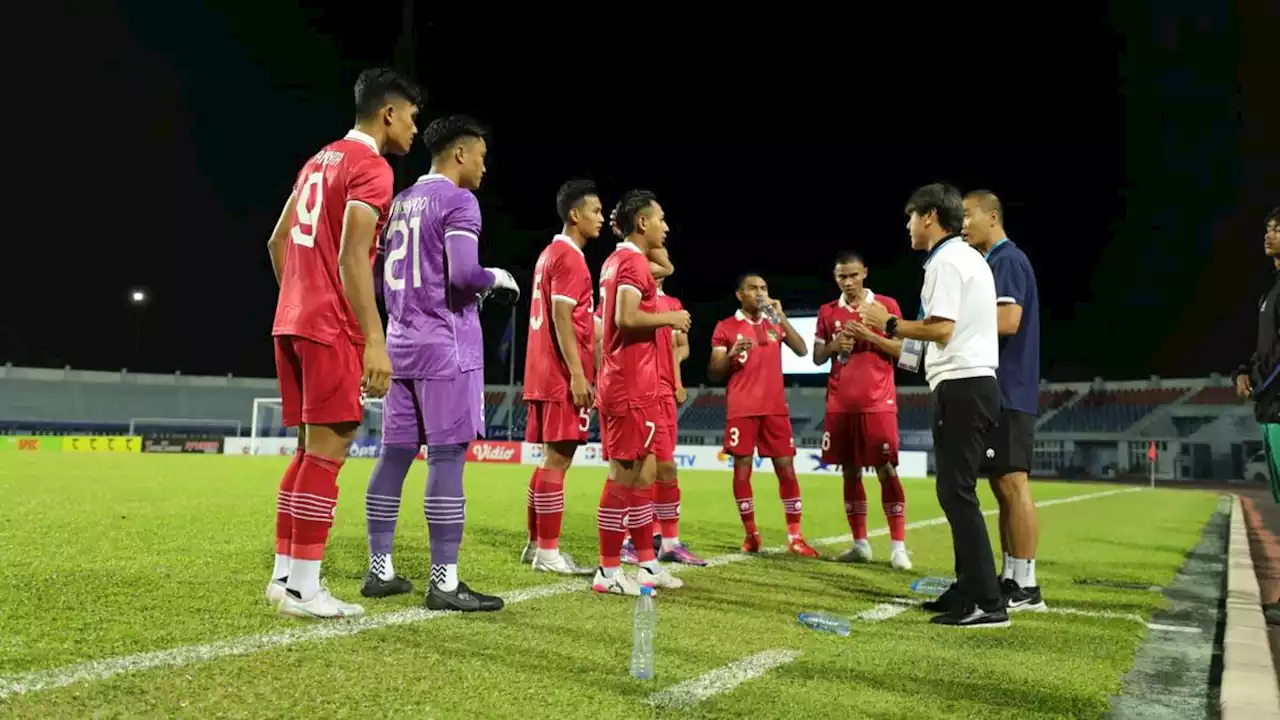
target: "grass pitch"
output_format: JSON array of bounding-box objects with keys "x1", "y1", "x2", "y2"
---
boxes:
[{"x1": 0, "y1": 454, "x2": 1219, "y2": 718}]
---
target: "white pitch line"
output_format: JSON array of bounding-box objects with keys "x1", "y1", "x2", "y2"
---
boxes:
[
  {"x1": 0, "y1": 486, "x2": 1143, "y2": 701},
  {"x1": 644, "y1": 648, "x2": 801, "y2": 710}
]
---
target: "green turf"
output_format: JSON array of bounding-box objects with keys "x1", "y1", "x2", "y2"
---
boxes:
[{"x1": 0, "y1": 454, "x2": 1219, "y2": 718}]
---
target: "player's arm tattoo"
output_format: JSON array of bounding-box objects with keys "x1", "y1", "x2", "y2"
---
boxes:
[{"x1": 266, "y1": 191, "x2": 299, "y2": 286}]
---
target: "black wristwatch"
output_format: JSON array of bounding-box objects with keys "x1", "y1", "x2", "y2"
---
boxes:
[{"x1": 885, "y1": 316, "x2": 898, "y2": 339}]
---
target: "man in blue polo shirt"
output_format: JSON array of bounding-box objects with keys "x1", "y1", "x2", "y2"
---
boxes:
[{"x1": 963, "y1": 190, "x2": 1045, "y2": 611}]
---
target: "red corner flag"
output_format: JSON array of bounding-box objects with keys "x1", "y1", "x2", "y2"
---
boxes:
[{"x1": 1147, "y1": 441, "x2": 1157, "y2": 462}]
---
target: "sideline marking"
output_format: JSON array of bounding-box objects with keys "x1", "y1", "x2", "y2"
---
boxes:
[{"x1": 644, "y1": 648, "x2": 801, "y2": 709}]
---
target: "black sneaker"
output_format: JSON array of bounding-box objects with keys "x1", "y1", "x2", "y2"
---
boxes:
[
  {"x1": 1002, "y1": 578, "x2": 1046, "y2": 612},
  {"x1": 425, "y1": 581, "x2": 504, "y2": 612},
  {"x1": 930, "y1": 602, "x2": 1010, "y2": 628},
  {"x1": 922, "y1": 583, "x2": 962, "y2": 613},
  {"x1": 360, "y1": 571, "x2": 413, "y2": 598}
]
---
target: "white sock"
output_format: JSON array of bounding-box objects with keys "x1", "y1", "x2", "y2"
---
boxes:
[
  {"x1": 535, "y1": 547, "x2": 561, "y2": 563},
  {"x1": 286, "y1": 559, "x2": 321, "y2": 601},
  {"x1": 890, "y1": 541, "x2": 906, "y2": 553},
  {"x1": 640, "y1": 560, "x2": 660, "y2": 574},
  {"x1": 662, "y1": 536, "x2": 680, "y2": 551},
  {"x1": 601, "y1": 565, "x2": 620, "y2": 578},
  {"x1": 272, "y1": 553, "x2": 291, "y2": 580},
  {"x1": 1003, "y1": 553, "x2": 1013, "y2": 580},
  {"x1": 1013, "y1": 558, "x2": 1036, "y2": 588},
  {"x1": 370, "y1": 552, "x2": 394, "y2": 581},
  {"x1": 431, "y1": 563, "x2": 458, "y2": 592},
  {"x1": 855, "y1": 538, "x2": 871, "y2": 548}
]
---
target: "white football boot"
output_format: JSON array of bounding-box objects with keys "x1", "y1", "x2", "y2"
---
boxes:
[
  {"x1": 836, "y1": 540, "x2": 874, "y2": 563},
  {"x1": 592, "y1": 567, "x2": 644, "y2": 597},
  {"x1": 890, "y1": 547, "x2": 914, "y2": 570},
  {"x1": 277, "y1": 586, "x2": 365, "y2": 619},
  {"x1": 637, "y1": 564, "x2": 684, "y2": 590}
]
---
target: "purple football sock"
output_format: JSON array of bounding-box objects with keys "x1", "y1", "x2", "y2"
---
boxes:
[
  {"x1": 365, "y1": 443, "x2": 418, "y2": 556},
  {"x1": 424, "y1": 443, "x2": 467, "y2": 567}
]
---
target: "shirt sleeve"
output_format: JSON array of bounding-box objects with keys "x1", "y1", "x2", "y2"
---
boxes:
[
  {"x1": 442, "y1": 192, "x2": 493, "y2": 293},
  {"x1": 993, "y1": 256, "x2": 1029, "y2": 306},
  {"x1": 550, "y1": 255, "x2": 590, "y2": 306},
  {"x1": 442, "y1": 190, "x2": 483, "y2": 241},
  {"x1": 614, "y1": 253, "x2": 651, "y2": 298},
  {"x1": 347, "y1": 157, "x2": 393, "y2": 218},
  {"x1": 923, "y1": 259, "x2": 964, "y2": 322},
  {"x1": 711, "y1": 320, "x2": 733, "y2": 351},
  {"x1": 815, "y1": 305, "x2": 832, "y2": 342}
]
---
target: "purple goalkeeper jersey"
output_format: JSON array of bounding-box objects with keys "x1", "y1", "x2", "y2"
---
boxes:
[{"x1": 382, "y1": 174, "x2": 495, "y2": 379}]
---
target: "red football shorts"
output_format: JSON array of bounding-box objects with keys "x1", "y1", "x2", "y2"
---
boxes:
[
  {"x1": 524, "y1": 400, "x2": 591, "y2": 445},
  {"x1": 274, "y1": 334, "x2": 364, "y2": 428},
  {"x1": 822, "y1": 411, "x2": 900, "y2": 468},
  {"x1": 653, "y1": 396, "x2": 678, "y2": 462},
  {"x1": 723, "y1": 415, "x2": 794, "y2": 458},
  {"x1": 600, "y1": 406, "x2": 658, "y2": 462}
]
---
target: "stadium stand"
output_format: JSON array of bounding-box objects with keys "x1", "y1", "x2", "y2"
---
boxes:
[{"x1": 0, "y1": 365, "x2": 1258, "y2": 481}]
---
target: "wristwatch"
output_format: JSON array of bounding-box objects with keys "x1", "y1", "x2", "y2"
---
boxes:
[{"x1": 885, "y1": 316, "x2": 898, "y2": 339}]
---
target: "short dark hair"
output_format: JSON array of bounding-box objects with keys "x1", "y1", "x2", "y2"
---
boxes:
[
  {"x1": 965, "y1": 189, "x2": 1004, "y2": 222},
  {"x1": 354, "y1": 68, "x2": 423, "y2": 120},
  {"x1": 905, "y1": 183, "x2": 964, "y2": 234},
  {"x1": 422, "y1": 115, "x2": 488, "y2": 159},
  {"x1": 1267, "y1": 207, "x2": 1280, "y2": 227},
  {"x1": 613, "y1": 190, "x2": 658, "y2": 236},
  {"x1": 833, "y1": 251, "x2": 865, "y2": 267},
  {"x1": 736, "y1": 272, "x2": 764, "y2": 291},
  {"x1": 556, "y1": 179, "x2": 598, "y2": 223}
]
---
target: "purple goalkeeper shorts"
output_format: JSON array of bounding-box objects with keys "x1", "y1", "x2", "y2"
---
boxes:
[{"x1": 381, "y1": 370, "x2": 485, "y2": 446}]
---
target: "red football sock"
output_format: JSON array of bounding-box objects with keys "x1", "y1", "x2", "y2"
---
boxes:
[
  {"x1": 526, "y1": 470, "x2": 539, "y2": 543},
  {"x1": 842, "y1": 466, "x2": 868, "y2": 541},
  {"x1": 596, "y1": 479, "x2": 629, "y2": 568},
  {"x1": 534, "y1": 468, "x2": 566, "y2": 550},
  {"x1": 290, "y1": 453, "x2": 342, "y2": 561},
  {"x1": 879, "y1": 467, "x2": 907, "y2": 542},
  {"x1": 775, "y1": 464, "x2": 803, "y2": 538},
  {"x1": 655, "y1": 481, "x2": 680, "y2": 539},
  {"x1": 732, "y1": 462, "x2": 757, "y2": 535},
  {"x1": 628, "y1": 485, "x2": 657, "y2": 563},
  {"x1": 275, "y1": 449, "x2": 305, "y2": 554}
]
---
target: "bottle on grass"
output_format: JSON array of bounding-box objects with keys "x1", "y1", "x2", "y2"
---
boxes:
[{"x1": 630, "y1": 586, "x2": 656, "y2": 679}]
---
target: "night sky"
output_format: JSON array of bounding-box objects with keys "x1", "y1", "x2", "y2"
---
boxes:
[{"x1": 9, "y1": 2, "x2": 1277, "y2": 389}]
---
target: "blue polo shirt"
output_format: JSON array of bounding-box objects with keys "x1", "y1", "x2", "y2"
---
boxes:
[{"x1": 985, "y1": 239, "x2": 1040, "y2": 415}]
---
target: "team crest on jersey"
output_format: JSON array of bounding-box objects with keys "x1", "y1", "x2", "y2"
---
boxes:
[{"x1": 766, "y1": 329, "x2": 779, "y2": 342}]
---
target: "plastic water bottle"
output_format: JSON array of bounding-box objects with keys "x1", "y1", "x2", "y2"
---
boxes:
[
  {"x1": 630, "y1": 586, "x2": 656, "y2": 679},
  {"x1": 760, "y1": 295, "x2": 781, "y2": 324},
  {"x1": 797, "y1": 612, "x2": 851, "y2": 637},
  {"x1": 910, "y1": 577, "x2": 955, "y2": 596}
]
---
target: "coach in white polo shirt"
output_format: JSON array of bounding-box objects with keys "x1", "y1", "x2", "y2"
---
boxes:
[{"x1": 859, "y1": 183, "x2": 1005, "y2": 629}]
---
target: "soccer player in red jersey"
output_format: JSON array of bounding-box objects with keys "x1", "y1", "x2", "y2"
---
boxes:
[
  {"x1": 591, "y1": 190, "x2": 691, "y2": 596},
  {"x1": 264, "y1": 68, "x2": 422, "y2": 619},
  {"x1": 709, "y1": 274, "x2": 818, "y2": 557},
  {"x1": 813, "y1": 252, "x2": 912, "y2": 570},
  {"x1": 620, "y1": 268, "x2": 707, "y2": 566},
  {"x1": 520, "y1": 179, "x2": 604, "y2": 576}
]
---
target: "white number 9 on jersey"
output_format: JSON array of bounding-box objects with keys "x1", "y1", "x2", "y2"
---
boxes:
[{"x1": 291, "y1": 172, "x2": 324, "y2": 248}]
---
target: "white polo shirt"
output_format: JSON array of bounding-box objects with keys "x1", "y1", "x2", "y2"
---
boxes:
[{"x1": 920, "y1": 235, "x2": 999, "y2": 390}]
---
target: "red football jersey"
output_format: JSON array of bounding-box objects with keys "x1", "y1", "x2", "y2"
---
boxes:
[
  {"x1": 272, "y1": 130, "x2": 393, "y2": 345},
  {"x1": 523, "y1": 235, "x2": 595, "y2": 401},
  {"x1": 654, "y1": 291, "x2": 684, "y2": 392},
  {"x1": 596, "y1": 242, "x2": 660, "y2": 414},
  {"x1": 711, "y1": 311, "x2": 790, "y2": 418},
  {"x1": 815, "y1": 291, "x2": 901, "y2": 414}
]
